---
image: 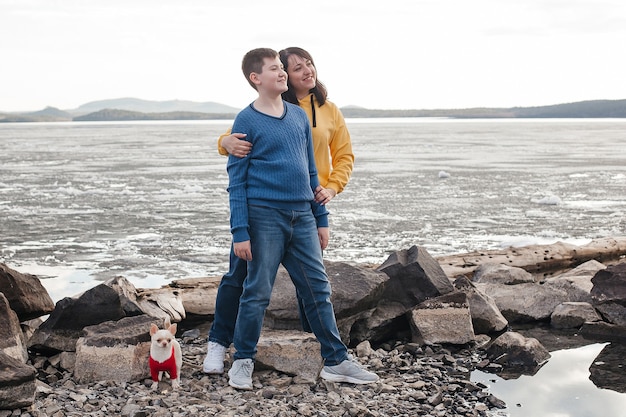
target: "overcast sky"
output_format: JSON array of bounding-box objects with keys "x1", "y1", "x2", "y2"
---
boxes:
[{"x1": 2, "y1": 0, "x2": 626, "y2": 112}]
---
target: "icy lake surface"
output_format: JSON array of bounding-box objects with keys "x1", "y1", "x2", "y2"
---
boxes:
[
  {"x1": 2, "y1": 118, "x2": 624, "y2": 298},
  {"x1": 1, "y1": 118, "x2": 626, "y2": 417}
]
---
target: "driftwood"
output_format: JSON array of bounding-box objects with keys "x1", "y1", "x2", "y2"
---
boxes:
[{"x1": 436, "y1": 237, "x2": 626, "y2": 279}]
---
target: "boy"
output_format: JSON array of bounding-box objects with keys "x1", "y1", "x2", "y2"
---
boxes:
[{"x1": 225, "y1": 48, "x2": 378, "y2": 390}]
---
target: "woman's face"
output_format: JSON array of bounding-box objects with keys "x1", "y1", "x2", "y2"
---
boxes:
[{"x1": 286, "y1": 54, "x2": 316, "y2": 99}]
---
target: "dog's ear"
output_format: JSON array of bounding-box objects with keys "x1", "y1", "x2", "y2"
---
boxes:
[
  {"x1": 168, "y1": 323, "x2": 177, "y2": 336},
  {"x1": 163, "y1": 317, "x2": 171, "y2": 329},
  {"x1": 150, "y1": 323, "x2": 159, "y2": 336}
]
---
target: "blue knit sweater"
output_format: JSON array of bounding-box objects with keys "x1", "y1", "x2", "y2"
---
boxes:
[{"x1": 227, "y1": 101, "x2": 329, "y2": 243}]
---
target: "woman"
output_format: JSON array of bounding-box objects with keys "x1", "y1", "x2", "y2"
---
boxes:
[{"x1": 204, "y1": 47, "x2": 355, "y2": 374}]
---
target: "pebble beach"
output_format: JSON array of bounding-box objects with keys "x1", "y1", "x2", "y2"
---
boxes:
[{"x1": 19, "y1": 334, "x2": 506, "y2": 417}]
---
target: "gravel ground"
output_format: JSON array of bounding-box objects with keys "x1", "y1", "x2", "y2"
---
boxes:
[{"x1": 11, "y1": 334, "x2": 509, "y2": 417}]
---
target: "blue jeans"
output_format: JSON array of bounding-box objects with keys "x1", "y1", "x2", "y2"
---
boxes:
[
  {"x1": 207, "y1": 245, "x2": 247, "y2": 348},
  {"x1": 208, "y1": 244, "x2": 312, "y2": 348},
  {"x1": 232, "y1": 205, "x2": 348, "y2": 366}
]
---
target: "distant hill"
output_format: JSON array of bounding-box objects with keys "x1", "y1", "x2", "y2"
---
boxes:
[
  {"x1": 0, "y1": 106, "x2": 72, "y2": 122},
  {"x1": 2, "y1": 98, "x2": 626, "y2": 123},
  {"x1": 339, "y1": 99, "x2": 626, "y2": 119},
  {"x1": 73, "y1": 108, "x2": 238, "y2": 122},
  {"x1": 72, "y1": 97, "x2": 240, "y2": 115}
]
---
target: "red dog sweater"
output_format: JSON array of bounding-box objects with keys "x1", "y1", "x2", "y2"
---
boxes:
[{"x1": 149, "y1": 347, "x2": 178, "y2": 381}]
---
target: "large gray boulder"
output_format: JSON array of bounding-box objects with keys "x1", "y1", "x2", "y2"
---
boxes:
[
  {"x1": 0, "y1": 293, "x2": 28, "y2": 363},
  {"x1": 0, "y1": 351, "x2": 36, "y2": 409},
  {"x1": 486, "y1": 332, "x2": 551, "y2": 377},
  {"x1": 590, "y1": 262, "x2": 626, "y2": 326},
  {"x1": 472, "y1": 263, "x2": 535, "y2": 285},
  {"x1": 408, "y1": 291, "x2": 475, "y2": 346},
  {"x1": 453, "y1": 276, "x2": 508, "y2": 334},
  {"x1": 267, "y1": 261, "x2": 388, "y2": 331},
  {"x1": 167, "y1": 276, "x2": 221, "y2": 316},
  {"x1": 543, "y1": 260, "x2": 606, "y2": 303},
  {"x1": 550, "y1": 302, "x2": 602, "y2": 329},
  {"x1": 476, "y1": 281, "x2": 570, "y2": 323},
  {"x1": 255, "y1": 330, "x2": 323, "y2": 383},
  {"x1": 74, "y1": 315, "x2": 154, "y2": 384},
  {"x1": 349, "y1": 246, "x2": 456, "y2": 345},
  {"x1": 264, "y1": 246, "x2": 457, "y2": 346},
  {"x1": 377, "y1": 245, "x2": 454, "y2": 306},
  {"x1": 580, "y1": 321, "x2": 626, "y2": 343},
  {"x1": 29, "y1": 276, "x2": 181, "y2": 352},
  {"x1": 0, "y1": 263, "x2": 54, "y2": 321}
]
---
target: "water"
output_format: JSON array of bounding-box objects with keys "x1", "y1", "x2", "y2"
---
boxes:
[
  {"x1": 1, "y1": 118, "x2": 626, "y2": 416},
  {"x1": 472, "y1": 343, "x2": 626, "y2": 417}
]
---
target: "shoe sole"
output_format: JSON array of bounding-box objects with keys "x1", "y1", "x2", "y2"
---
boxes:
[
  {"x1": 228, "y1": 379, "x2": 253, "y2": 390},
  {"x1": 202, "y1": 366, "x2": 224, "y2": 374},
  {"x1": 319, "y1": 369, "x2": 379, "y2": 384}
]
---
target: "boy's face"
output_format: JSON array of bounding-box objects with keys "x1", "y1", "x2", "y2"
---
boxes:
[{"x1": 254, "y1": 56, "x2": 288, "y2": 94}]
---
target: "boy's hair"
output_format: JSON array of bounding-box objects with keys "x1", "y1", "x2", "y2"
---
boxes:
[
  {"x1": 279, "y1": 47, "x2": 327, "y2": 107},
  {"x1": 242, "y1": 48, "x2": 279, "y2": 90}
]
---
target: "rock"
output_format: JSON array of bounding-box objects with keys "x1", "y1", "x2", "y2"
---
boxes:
[
  {"x1": 0, "y1": 293, "x2": 28, "y2": 362},
  {"x1": 135, "y1": 287, "x2": 186, "y2": 322},
  {"x1": 377, "y1": 245, "x2": 454, "y2": 306},
  {"x1": 543, "y1": 260, "x2": 606, "y2": 305},
  {"x1": 591, "y1": 262, "x2": 626, "y2": 326},
  {"x1": 589, "y1": 342, "x2": 626, "y2": 393},
  {"x1": 436, "y1": 237, "x2": 626, "y2": 277},
  {"x1": 472, "y1": 263, "x2": 535, "y2": 285},
  {"x1": 267, "y1": 261, "x2": 388, "y2": 333},
  {"x1": 255, "y1": 330, "x2": 323, "y2": 383},
  {"x1": 168, "y1": 276, "x2": 221, "y2": 316},
  {"x1": 453, "y1": 276, "x2": 508, "y2": 334},
  {"x1": 342, "y1": 246, "x2": 455, "y2": 346},
  {"x1": 485, "y1": 331, "x2": 550, "y2": 376},
  {"x1": 0, "y1": 263, "x2": 55, "y2": 321},
  {"x1": 546, "y1": 259, "x2": 605, "y2": 293},
  {"x1": 355, "y1": 340, "x2": 374, "y2": 358},
  {"x1": 408, "y1": 291, "x2": 475, "y2": 346},
  {"x1": 29, "y1": 281, "x2": 127, "y2": 352},
  {"x1": 580, "y1": 321, "x2": 626, "y2": 343},
  {"x1": 551, "y1": 302, "x2": 602, "y2": 329},
  {"x1": 74, "y1": 315, "x2": 154, "y2": 384},
  {"x1": 0, "y1": 351, "x2": 37, "y2": 409},
  {"x1": 29, "y1": 276, "x2": 178, "y2": 352},
  {"x1": 477, "y1": 281, "x2": 570, "y2": 323}
]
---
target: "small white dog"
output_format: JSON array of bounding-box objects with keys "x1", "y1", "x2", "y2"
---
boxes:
[{"x1": 149, "y1": 318, "x2": 182, "y2": 390}]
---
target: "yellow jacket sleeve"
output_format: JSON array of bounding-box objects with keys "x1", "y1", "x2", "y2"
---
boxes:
[
  {"x1": 325, "y1": 104, "x2": 354, "y2": 195},
  {"x1": 301, "y1": 96, "x2": 354, "y2": 194},
  {"x1": 217, "y1": 127, "x2": 233, "y2": 156}
]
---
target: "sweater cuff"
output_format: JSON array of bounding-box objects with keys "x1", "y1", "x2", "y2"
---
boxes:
[
  {"x1": 232, "y1": 228, "x2": 250, "y2": 243},
  {"x1": 316, "y1": 213, "x2": 329, "y2": 228}
]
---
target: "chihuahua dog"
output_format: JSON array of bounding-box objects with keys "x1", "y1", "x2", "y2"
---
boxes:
[{"x1": 149, "y1": 317, "x2": 182, "y2": 390}]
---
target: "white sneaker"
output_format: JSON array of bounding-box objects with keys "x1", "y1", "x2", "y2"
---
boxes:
[
  {"x1": 203, "y1": 341, "x2": 227, "y2": 374},
  {"x1": 228, "y1": 358, "x2": 254, "y2": 390},
  {"x1": 320, "y1": 356, "x2": 379, "y2": 384}
]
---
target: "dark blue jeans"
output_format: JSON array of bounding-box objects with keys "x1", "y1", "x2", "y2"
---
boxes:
[
  {"x1": 230, "y1": 205, "x2": 347, "y2": 365},
  {"x1": 207, "y1": 245, "x2": 247, "y2": 349},
  {"x1": 208, "y1": 245, "x2": 312, "y2": 349}
]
